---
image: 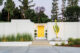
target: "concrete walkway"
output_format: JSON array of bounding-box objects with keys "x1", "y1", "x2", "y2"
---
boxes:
[{"x1": 0, "y1": 46, "x2": 80, "y2": 53}]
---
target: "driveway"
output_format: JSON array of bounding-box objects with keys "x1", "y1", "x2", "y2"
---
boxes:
[{"x1": 0, "y1": 46, "x2": 80, "y2": 53}]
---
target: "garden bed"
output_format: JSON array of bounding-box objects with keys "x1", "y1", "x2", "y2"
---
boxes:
[
  {"x1": 0, "y1": 42, "x2": 32, "y2": 46},
  {"x1": 54, "y1": 38, "x2": 80, "y2": 47},
  {"x1": 0, "y1": 33, "x2": 33, "y2": 42}
]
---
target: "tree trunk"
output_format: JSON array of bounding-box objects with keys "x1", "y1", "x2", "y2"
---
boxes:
[{"x1": 8, "y1": 11, "x2": 9, "y2": 21}]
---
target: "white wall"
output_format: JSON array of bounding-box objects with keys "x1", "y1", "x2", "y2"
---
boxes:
[
  {"x1": 0, "y1": 19, "x2": 80, "y2": 40},
  {"x1": 0, "y1": 19, "x2": 34, "y2": 38},
  {"x1": 47, "y1": 22, "x2": 80, "y2": 40}
]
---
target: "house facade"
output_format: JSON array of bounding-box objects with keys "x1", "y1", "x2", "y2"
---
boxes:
[{"x1": 0, "y1": 19, "x2": 80, "y2": 40}]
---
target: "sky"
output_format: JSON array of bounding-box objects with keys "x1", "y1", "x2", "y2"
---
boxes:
[{"x1": 0, "y1": 0, "x2": 80, "y2": 18}]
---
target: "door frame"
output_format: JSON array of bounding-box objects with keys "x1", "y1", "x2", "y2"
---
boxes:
[{"x1": 34, "y1": 24, "x2": 47, "y2": 39}]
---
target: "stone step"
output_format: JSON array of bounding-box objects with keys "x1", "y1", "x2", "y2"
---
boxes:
[{"x1": 31, "y1": 40, "x2": 51, "y2": 46}]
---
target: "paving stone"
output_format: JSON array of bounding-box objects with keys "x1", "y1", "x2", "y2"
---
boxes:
[
  {"x1": 0, "y1": 46, "x2": 80, "y2": 53},
  {"x1": 27, "y1": 46, "x2": 57, "y2": 53}
]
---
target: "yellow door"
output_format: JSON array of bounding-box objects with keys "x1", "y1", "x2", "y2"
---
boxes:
[{"x1": 38, "y1": 26, "x2": 44, "y2": 37}]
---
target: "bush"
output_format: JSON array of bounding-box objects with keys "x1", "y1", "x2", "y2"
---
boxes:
[
  {"x1": 68, "y1": 38, "x2": 80, "y2": 46},
  {"x1": 0, "y1": 37, "x2": 1, "y2": 41},
  {"x1": 68, "y1": 38, "x2": 74, "y2": 42},
  {"x1": 16, "y1": 33, "x2": 21, "y2": 41},
  {"x1": 1, "y1": 35, "x2": 6, "y2": 42},
  {"x1": 61, "y1": 42, "x2": 65, "y2": 46},
  {"x1": 55, "y1": 43, "x2": 59, "y2": 46},
  {"x1": 74, "y1": 38, "x2": 80, "y2": 45},
  {"x1": 0, "y1": 33, "x2": 33, "y2": 42},
  {"x1": 68, "y1": 42, "x2": 74, "y2": 46}
]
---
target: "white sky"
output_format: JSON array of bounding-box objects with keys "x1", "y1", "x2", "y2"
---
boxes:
[{"x1": 0, "y1": 0, "x2": 80, "y2": 18}]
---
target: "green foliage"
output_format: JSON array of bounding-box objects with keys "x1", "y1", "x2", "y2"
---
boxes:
[
  {"x1": 16, "y1": 33, "x2": 21, "y2": 41},
  {"x1": 0, "y1": 37, "x2": 1, "y2": 41},
  {"x1": 34, "y1": 33, "x2": 37, "y2": 37},
  {"x1": 74, "y1": 38, "x2": 80, "y2": 45},
  {"x1": 64, "y1": 6, "x2": 80, "y2": 22},
  {"x1": 51, "y1": 0, "x2": 58, "y2": 21},
  {"x1": 68, "y1": 38, "x2": 74, "y2": 42},
  {"x1": 4, "y1": 0, "x2": 15, "y2": 21},
  {"x1": 61, "y1": 42, "x2": 65, "y2": 46},
  {"x1": 68, "y1": 42, "x2": 74, "y2": 46},
  {"x1": 6, "y1": 35, "x2": 15, "y2": 41},
  {"x1": 0, "y1": 9, "x2": 8, "y2": 21},
  {"x1": 0, "y1": 12, "x2": 1, "y2": 20},
  {"x1": 33, "y1": 11, "x2": 51, "y2": 23},
  {"x1": 0, "y1": 0, "x2": 3, "y2": 5},
  {"x1": 55, "y1": 43, "x2": 59, "y2": 46},
  {"x1": 0, "y1": 0, "x2": 51, "y2": 23},
  {"x1": 13, "y1": 8, "x2": 22, "y2": 19},
  {"x1": 19, "y1": 0, "x2": 35, "y2": 19},
  {"x1": 68, "y1": 38, "x2": 80, "y2": 46},
  {"x1": 1, "y1": 35, "x2": 6, "y2": 42},
  {"x1": 0, "y1": 33, "x2": 33, "y2": 42},
  {"x1": 68, "y1": 0, "x2": 79, "y2": 6},
  {"x1": 25, "y1": 9, "x2": 35, "y2": 19}
]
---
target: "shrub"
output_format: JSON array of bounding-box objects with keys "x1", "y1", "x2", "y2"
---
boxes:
[
  {"x1": 10, "y1": 35, "x2": 16, "y2": 41},
  {"x1": 1, "y1": 35, "x2": 6, "y2": 42},
  {"x1": 61, "y1": 42, "x2": 65, "y2": 46},
  {"x1": 68, "y1": 38, "x2": 80, "y2": 46},
  {"x1": 16, "y1": 33, "x2": 21, "y2": 41},
  {"x1": 0, "y1": 37, "x2": 1, "y2": 41},
  {"x1": 34, "y1": 33, "x2": 37, "y2": 37},
  {"x1": 0, "y1": 33, "x2": 33, "y2": 42},
  {"x1": 6, "y1": 35, "x2": 11, "y2": 41},
  {"x1": 74, "y1": 38, "x2": 80, "y2": 45},
  {"x1": 55, "y1": 43, "x2": 59, "y2": 46},
  {"x1": 68, "y1": 38, "x2": 74, "y2": 42},
  {"x1": 22, "y1": 33, "x2": 33, "y2": 41},
  {"x1": 68, "y1": 42, "x2": 74, "y2": 46}
]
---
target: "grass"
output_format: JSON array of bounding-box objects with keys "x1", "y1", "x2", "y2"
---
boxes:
[{"x1": 0, "y1": 33, "x2": 33, "y2": 42}]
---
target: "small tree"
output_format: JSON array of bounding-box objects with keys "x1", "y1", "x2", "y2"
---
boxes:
[
  {"x1": 0, "y1": 0, "x2": 3, "y2": 5},
  {"x1": 64, "y1": 6, "x2": 80, "y2": 22},
  {"x1": 53, "y1": 19, "x2": 60, "y2": 38},
  {"x1": 4, "y1": 0, "x2": 15, "y2": 21},
  {"x1": 19, "y1": 0, "x2": 35, "y2": 19}
]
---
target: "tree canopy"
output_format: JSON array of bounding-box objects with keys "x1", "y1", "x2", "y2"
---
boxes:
[
  {"x1": 19, "y1": 0, "x2": 35, "y2": 19},
  {"x1": 0, "y1": 0, "x2": 3, "y2": 5},
  {"x1": 0, "y1": 0, "x2": 80, "y2": 22},
  {"x1": 68, "y1": 0, "x2": 79, "y2": 6},
  {"x1": 64, "y1": 6, "x2": 80, "y2": 22},
  {"x1": 4, "y1": 0, "x2": 15, "y2": 21}
]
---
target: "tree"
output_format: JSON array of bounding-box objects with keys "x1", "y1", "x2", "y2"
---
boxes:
[
  {"x1": 61, "y1": 0, "x2": 66, "y2": 21},
  {"x1": 13, "y1": 8, "x2": 22, "y2": 19},
  {"x1": 64, "y1": 6, "x2": 80, "y2": 22},
  {"x1": 51, "y1": 0, "x2": 59, "y2": 21},
  {"x1": 33, "y1": 7, "x2": 51, "y2": 23},
  {"x1": 0, "y1": 0, "x2": 3, "y2": 5},
  {"x1": 0, "y1": 12, "x2": 1, "y2": 20},
  {"x1": 0, "y1": 0, "x2": 3, "y2": 21},
  {"x1": 1, "y1": 9, "x2": 8, "y2": 21},
  {"x1": 36, "y1": 11, "x2": 50, "y2": 23},
  {"x1": 4, "y1": 0, "x2": 15, "y2": 21},
  {"x1": 53, "y1": 19, "x2": 60, "y2": 38},
  {"x1": 68, "y1": 0, "x2": 79, "y2": 6},
  {"x1": 19, "y1": 0, "x2": 35, "y2": 19}
]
